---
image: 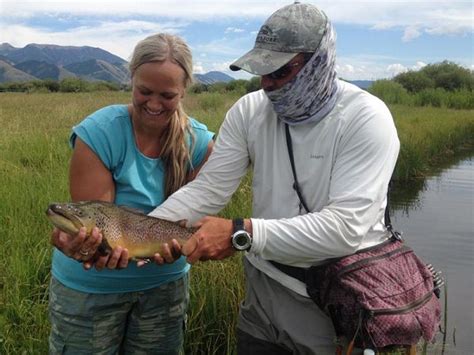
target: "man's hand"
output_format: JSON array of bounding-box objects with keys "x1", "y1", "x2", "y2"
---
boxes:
[{"x1": 182, "y1": 216, "x2": 235, "y2": 264}]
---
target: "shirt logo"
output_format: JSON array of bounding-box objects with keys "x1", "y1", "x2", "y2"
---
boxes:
[{"x1": 310, "y1": 154, "x2": 324, "y2": 159}]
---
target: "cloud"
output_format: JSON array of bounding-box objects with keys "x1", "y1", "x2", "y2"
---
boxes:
[
  {"x1": 2, "y1": 0, "x2": 472, "y2": 37},
  {"x1": 0, "y1": 20, "x2": 188, "y2": 60},
  {"x1": 402, "y1": 26, "x2": 422, "y2": 42},
  {"x1": 225, "y1": 27, "x2": 245, "y2": 33},
  {"x1": 193, "y1": 63, "x2": 205, "y2": 74},
  {"x1": 322, "y1": 1, "x2": 472, "y2": 39},
  {"x1": 413, "y1": 61, "x2": 427, "y2": 70},
  {"x1": 0, "y1": 0, "x2": 471, "y2": 78},
  {"x1": 386, "y1": 63, "x2": 408, "y2": 77}
]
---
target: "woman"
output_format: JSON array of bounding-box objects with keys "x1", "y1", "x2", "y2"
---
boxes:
[{"x1": 49, "y1": 33, "x2": 214, "y2": 354}]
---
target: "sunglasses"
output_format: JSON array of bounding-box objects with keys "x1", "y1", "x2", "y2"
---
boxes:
[{"x1": 266, "y1": 61, "x2": 304, "y2": 80}]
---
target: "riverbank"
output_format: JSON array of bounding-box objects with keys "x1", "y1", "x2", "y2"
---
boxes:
[
  {"x1": 390, "y1": 104, "x2": 473, "y2": 181},
  {"x1": 0, "y1": 91, "x2": 473, "y2": 353}
]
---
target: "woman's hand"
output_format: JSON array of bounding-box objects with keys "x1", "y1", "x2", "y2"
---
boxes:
[
  {"x1": 51, "y1": 227, "x2": 130, "y2": 271},
  {"x1": 84, "y1": 247, "x2": 130, "y2": 271},
  {"x1": 50, "y1": 227, "x2": 102, "y2": 262}
]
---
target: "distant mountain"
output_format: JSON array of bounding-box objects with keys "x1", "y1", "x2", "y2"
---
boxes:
[
  {"x1": 0, "y1": 43, "x2": 129, "y2": 84},
  {"x1": 0, "y1": 43, "x2": 16, "y2": 56},
  {"x1": 0, "y1": 60, "x2": 37, "y2": 83},
  {"x1": 194, "y1": 71, "x2": 234, "y2": 85},
  {"x1": 1, "y1": 43, "x2": 127, "y2": 67},
  {"x1": 14, "y1": 60, "x2": 75, "y2": 81},
  {"x1": 65, "y1": 59, "x2": 130, "y2": 83},
  {"x1": 0, "y1": 43, "x2": 235, "y2": 85}
]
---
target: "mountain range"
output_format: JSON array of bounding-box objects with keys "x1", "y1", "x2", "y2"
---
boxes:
[
  {"x1": 0, "y1": 43, "x2": 373, "y2": 89},
  {"x1": 0, "y1": 43, "x2": 234, "y2": 85}
]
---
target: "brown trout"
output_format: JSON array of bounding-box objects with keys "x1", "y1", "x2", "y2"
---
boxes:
[{"x1": 46, "y1": 200, "x2": 195, "y2": 259}]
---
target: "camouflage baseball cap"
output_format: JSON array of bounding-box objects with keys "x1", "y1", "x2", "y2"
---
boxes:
[{"x1": 230, "y1": 1, "x2": 328, "y2": 75}]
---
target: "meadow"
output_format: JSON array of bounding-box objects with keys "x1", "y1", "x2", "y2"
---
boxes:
[{"x1": 0, "y1": 91, "x2": 473, "y2": 354}]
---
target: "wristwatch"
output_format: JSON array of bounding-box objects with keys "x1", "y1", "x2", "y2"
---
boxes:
[{"x1": 231, "y1": 218, "x2": 252, "y2": 251}]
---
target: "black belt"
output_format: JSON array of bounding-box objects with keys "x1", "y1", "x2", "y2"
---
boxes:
[{"x1": 269, "y1": 261, "x2": 307, "y2": 283}]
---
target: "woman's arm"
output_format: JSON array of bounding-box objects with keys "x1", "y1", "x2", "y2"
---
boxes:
[
  {"x1": 51, "y1": 138, "x2": 129, "y2": 270},
  {"x1": 69, "y1": 138, "x2": 115, "y2": 201}
]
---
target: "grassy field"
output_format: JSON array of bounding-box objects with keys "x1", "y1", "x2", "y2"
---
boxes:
[{"x1": 0, "y1": 91, "x2": 473, "y2": 354}]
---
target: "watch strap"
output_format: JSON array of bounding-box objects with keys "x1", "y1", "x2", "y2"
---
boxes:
[{"x1": 232, "y1": 218, "x2": 245, "y2": 233}]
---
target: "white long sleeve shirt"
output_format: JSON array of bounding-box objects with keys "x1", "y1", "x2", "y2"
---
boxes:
[{"x1": 149, "y1": 80, "x2": 400, "y2": 296}]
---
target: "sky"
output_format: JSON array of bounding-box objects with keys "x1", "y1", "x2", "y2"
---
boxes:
[{"x1": 0, "y1": 0, "x2": 472, "y2": 81}]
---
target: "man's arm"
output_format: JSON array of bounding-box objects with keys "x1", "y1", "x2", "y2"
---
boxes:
[{"x1": 149, "y1": 103, "x2": 251, "y2": 223}]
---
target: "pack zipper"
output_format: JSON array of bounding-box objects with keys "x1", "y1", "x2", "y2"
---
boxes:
[
  {"x1": 365, "y1": 290, "x2": 434, "y2": 317},
  {"x1": 336, "y1": 245, "x2": 412, "y2": 279}
]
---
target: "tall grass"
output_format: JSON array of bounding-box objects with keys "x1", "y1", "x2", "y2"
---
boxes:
[
  {"x1": 0, "y1": 91, "x2": 472, "y2": 354},
  {"x1": 369, "y1": 80, "x2": 474, "y2": 110},
  {"x1": 390, "y1": 105, "x2": 474, "y2": 181}
]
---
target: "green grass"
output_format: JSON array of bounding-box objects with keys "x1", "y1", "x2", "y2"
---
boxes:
[
  {"x1": 390, "y1": 104, "x2": 474, "y2": 181},
  {"x1": 0, "y1": 91, "x2": 472, "y2": 354}
]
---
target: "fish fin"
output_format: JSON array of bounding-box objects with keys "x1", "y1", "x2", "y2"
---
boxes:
[{"x1": 97, "y1": 239, "x2": 112, "y2": 256}]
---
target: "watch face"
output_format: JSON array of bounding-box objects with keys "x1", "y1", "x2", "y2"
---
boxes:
[{"x1": 232, "y1": 231, "x2": 251, "y2": 251}]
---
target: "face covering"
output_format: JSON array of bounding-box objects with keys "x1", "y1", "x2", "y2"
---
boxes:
[{"x1": 265, "y1": 22, "x2": 339, "y2": 126}]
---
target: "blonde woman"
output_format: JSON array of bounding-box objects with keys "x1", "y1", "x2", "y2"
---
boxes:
[{"x1": 50, "y1": 33, "x2": 214, "y2": 354}]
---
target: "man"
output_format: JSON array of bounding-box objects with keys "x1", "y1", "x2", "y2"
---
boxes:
[
  {"x1": 79, "y1": 1, "x2": 399, "y2": 353},
  {"x1": 148, "y1": 1, "x2": 400, "y2": 353}
]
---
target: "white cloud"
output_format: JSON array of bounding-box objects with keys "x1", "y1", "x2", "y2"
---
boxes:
[
  {"x1": 413, "y1": 61, "x2": 427, "y2": 70},
  {"x1": 402, "y1": 26, "x2": 422, "y2": 42},
  {"x1": 1, "y1": 0, "x2": 472, "y2": 38},
  {"x1": 225, "y1": 27, "x2": 245, "y2": 33},
  {"x1": 386, "y1": 63, "x2": 408, "y2": 77},
  {"x1": 1, "y1": 1, "x2": 471, "y2": 77},
  {"x1": 193, "y1": 63, "x2": 205, "y2": 74},
  {"x1": 0, "y1": 20, "x2": 187, "y2": 60}
]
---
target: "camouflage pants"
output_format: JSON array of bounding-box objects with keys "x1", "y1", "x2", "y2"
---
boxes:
[{"x1": 48, "y1": 275, "x2": 189, "y2": 355}]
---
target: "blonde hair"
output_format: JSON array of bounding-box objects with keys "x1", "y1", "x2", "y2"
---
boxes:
[{"x1": 129, "y1": 33, "x2": 196, "y2": 198}]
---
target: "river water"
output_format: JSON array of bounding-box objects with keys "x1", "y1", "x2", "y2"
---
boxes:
[{"x1": 390, "y1": 157, "x2": 473, "y2": 354}]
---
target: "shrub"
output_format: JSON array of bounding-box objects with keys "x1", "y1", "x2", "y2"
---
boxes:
[
  {"x1": 394, "y1": 71, "x2": 434, "y2": 93},
  {"x1": 89, "y1": 81, "x2": 120, "y2": 91},
  {"x1": 369, "y1": 80, "x2": 411, "y2": 105},
  {"x1": 189, "y1": 83, "x2": 209, "y2": 94},
  {"x1": 445, "y1": 89, "x2": 474, "y2": 110},
  {"x1": 413, "y1": 88, "x2": 445, "y2": 107},
  {"x1": 58, "y1": 78, "x2": 89, "y2": 92}
]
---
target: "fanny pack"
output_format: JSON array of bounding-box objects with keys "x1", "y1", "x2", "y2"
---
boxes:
[{"x1": 272, "y1": 124, "x2": 443, "y2": 350}]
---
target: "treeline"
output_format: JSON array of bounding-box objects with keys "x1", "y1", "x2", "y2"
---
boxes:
[
  {"x1": 188, "y1": 77, "x2": 261, "y2": 95},
  {"x1": 0, "y1": 76, "x2": 262, "y2": 95},
  {"x1": 0, "y1": 78, "x2": 124, "y2": 93},
  {"x1": 369, "y1": 61, "x2": 474, "y2": 109}
]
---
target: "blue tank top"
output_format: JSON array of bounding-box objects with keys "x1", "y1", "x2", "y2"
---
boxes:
[{"x1": 51, "y1": 104, "x2": 214, "y2": 293}]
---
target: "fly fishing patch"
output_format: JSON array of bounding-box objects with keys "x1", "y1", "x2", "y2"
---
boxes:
[{"x1": 305, "y1": 237, "x2": 442, "y2": 350}]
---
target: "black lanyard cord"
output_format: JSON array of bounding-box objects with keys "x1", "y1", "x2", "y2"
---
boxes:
[{"x1": 285, "y1": 123, "x2": 310, "y2": 213}]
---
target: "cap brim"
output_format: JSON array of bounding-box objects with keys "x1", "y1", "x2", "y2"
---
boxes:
[{"x1": 229, "y1": 48, "x2": 298, "y2": 75}]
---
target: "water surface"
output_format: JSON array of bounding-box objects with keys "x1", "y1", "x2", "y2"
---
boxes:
[{"x1": 391, "y1": 157, "x2": 473, "y2": 354}]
